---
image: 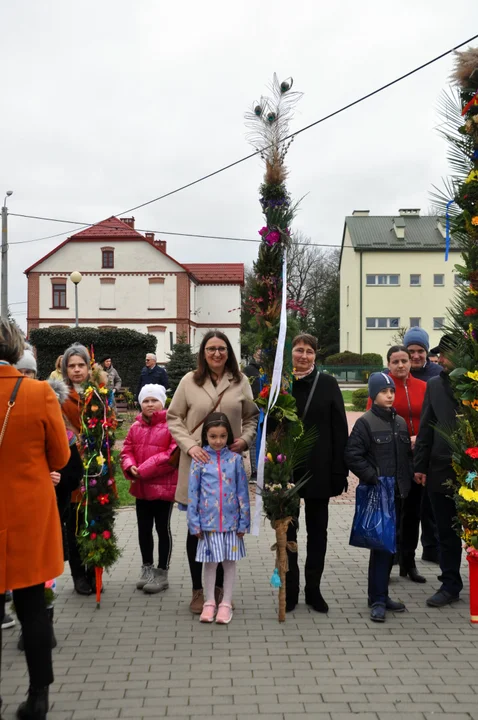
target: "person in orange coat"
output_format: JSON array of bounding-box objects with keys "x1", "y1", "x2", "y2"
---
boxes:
[{"x1": 0, "y1": 319, "x2": 70, "y2": 720}]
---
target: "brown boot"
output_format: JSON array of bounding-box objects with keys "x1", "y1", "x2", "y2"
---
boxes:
[{"x1": 189, "y1": 589, "x2": 204, "y2": 614}]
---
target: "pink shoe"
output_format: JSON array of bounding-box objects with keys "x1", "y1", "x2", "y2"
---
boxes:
[
  {"x1": 216, "y1": 602, "x2": 233, "y2": 625},
  {"x1": 199, "y1": 602, "x2": 217, "y2": 623}
]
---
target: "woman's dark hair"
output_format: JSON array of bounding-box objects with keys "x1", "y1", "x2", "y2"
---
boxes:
[
  {"x1": 201, "y1": 412, "x2": 234, "y2": 447},
  {"x1": 292, "y1": 333, "x2": 318, "y2": 352},
  {"x1": 193, "y1": 330, "x2": 242, "y2": 386},
  {"x1": 386, "y1": 344, "x2": 411, "y2": 363}
]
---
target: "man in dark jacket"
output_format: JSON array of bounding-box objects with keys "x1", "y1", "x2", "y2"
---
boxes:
[
  {"x1": 346, "y1": 372, "x2": 413, "y2": 622},
  {"x1": 414, "y1": 335, "x2": 462, "y2": 608},
  {"x1": 136, "y1": 353, "x2": 169, "y2": 399},
  {"x1": 285, "y1": 334, "x2": 349, "y2": 614}
]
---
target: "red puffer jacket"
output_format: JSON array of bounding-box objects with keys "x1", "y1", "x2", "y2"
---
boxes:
[{"x1": 120, "y1": 410, "x2": 178, "y2": 501}]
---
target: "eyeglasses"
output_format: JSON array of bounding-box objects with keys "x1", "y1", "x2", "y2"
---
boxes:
[{"x1": 205, "y1": 346, "x2": 228, "y2": 355}]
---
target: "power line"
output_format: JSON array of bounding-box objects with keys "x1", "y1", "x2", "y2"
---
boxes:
[{"x1": 9, "y1": 32, "x2": 478, "y2": 249}]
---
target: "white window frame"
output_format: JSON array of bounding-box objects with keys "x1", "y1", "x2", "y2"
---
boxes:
[
  {"x1": 366, "y1": 274, "x2": 400, "y2": 286},
  {"x1": 366, "y1": 317, "x2": 400, "y2": 330},
  {"x1": 410, "y1": 274, "x2": 421, "y2": 287},
  {"x1": 433, "y1": 317, "x2": 445, "y2": 330},
  {"x1": 409, "y1": 317, "x2": 421, "y2": 328},
  {"x1": 433, "y1": 274, "x2": 445, "y2": 287}
]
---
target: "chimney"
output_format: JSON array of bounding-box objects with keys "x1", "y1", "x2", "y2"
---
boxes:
[
  {"x1": 392, "y1": 217, "x2": 406, "y2": 239},
  {"x1": 398, "y1": 208, "x2": 420, "y2": 217},
  {"x1": 436, "y1": 218, "x2": 446, "y2": 239},
  {"x1": 154, "y1": 239, "x2": 167, "y2": 253},
  {"x1": 352, "y1": 210, "x2": 370, "y2": 216},
  {"x1": 145, "y1": 232, "x2": 155, "y2": 241},
  {"x1": 121, "y1": 216, "x2": 135, "y2": 228}
]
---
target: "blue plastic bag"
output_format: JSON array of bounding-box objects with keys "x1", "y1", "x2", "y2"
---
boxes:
[{"x1": 349, "y1": 476, "x2": 396, "y2": 554}]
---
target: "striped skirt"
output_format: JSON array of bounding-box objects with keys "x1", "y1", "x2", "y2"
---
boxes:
[{"x1": 196, "y1": 531, "x2": 246, "y2": 563}]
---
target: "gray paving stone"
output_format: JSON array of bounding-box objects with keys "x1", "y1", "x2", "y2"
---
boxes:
[{"x1": 1, "y1": 505, "x2": 473, "y2": 719}]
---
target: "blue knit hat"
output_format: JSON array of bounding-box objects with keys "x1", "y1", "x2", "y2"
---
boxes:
[
  {"x1": 403, "y1": 327, "x2": 429, "y2": 352},
  {"x1": 368, "y1": 372, "x2": 396, "y2": 401}
]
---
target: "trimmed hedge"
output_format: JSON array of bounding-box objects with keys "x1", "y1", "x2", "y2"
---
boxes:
[
  {"x1": 325, "y1": 351, "x2": 384, "y2": 367},
  {"x1": 361, "y1": 353, "x2": 383, "y2": 367},
  {"x1": 352, "y1": 387, "x2": 368, "y2": 411},
  {"x1": 29, "y1": 327, "x2": 157, "y2": 391}
]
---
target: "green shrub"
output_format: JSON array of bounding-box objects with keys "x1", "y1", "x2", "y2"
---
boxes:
[
  {"x1": 361, "y1": 352, "x2": 383, "y2": 367},
  {"x1": 29, "y1": 327, "x2": 157, "y2": 392},
  {"x1": 352, "y1": 387, "x2": 369, "y2": 411},
  {"x1": 325, "y1": 351, "x2": 362, "y2": 365}
]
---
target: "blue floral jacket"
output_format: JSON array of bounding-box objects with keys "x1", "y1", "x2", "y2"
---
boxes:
[{"x1": 187, "y1": 446, "x2": 250, "y2": 535}]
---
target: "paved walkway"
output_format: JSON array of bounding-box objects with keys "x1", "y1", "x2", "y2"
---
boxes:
[{"x1": 2, "y1": 502, "x2": 476, "y2": 720}]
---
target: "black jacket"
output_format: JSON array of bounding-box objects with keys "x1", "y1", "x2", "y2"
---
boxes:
[
  {"x1": 136, "y1": 365, "x2": 169, "y2": 399},
  {"x1": 414, "y1": 371, "x2": 458, "y2": 494},
  {"x1": 345, "y1": 405, "x2": 413, "y2": 499},
  {"x1": 55, "y1": 443, "x2": 84, "y2": 510},
  {"x1": 410, "y1": 360, "x2": 442, "y2": 383},
  {"x1": 243, "y1": 360, "x2": 261, "y2": 398},
  {"x1": 292, "y1": 369, "x2": 348, "y2": 499}
]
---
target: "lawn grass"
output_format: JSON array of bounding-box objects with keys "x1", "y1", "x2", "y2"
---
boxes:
[
  {"x1": 341, "y1": 390, "x2": 353, "y2": 405},
  {"x1": 113, "y1": 449, "x2": 134, "y2": 507}
]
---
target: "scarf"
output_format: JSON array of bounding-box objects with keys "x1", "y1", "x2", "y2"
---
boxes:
[{"x1": 292, "y1": 365, "x2": 316, "y2": 381}]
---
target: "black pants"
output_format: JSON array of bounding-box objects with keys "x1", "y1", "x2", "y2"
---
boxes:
[
  {"x1": 136, "y1": 499, "x2": 173, "y2": 569},
  {"x1": 400, "y1": 482, "x2": 438, "y2": 569},
  {"x1": 66, "y1": 503, "x2": 87, "y2": 580},
  {"x1": 286, "y1": 498, "x2": 329, "y2": 599},
  {"x1": 0, "y1": 584, "x2": 53, "y2": 690},
  {"x1": 186, "y1": 533, "x2": 224, "y2": 591},
  {"x1": 428, "y1": 490, "x2": 463, "y2": 596}
]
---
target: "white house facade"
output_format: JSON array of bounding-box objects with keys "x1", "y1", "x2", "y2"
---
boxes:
[
  {"x1": 339, "y1": 209, "x2": 461, "y2": 361},
  {"x1": 25, "y1": 217, "x2": 243, "y2": 362}
]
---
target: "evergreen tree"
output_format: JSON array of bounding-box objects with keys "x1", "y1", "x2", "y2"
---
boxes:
[{"x1": 166, "y1": 333, "x2": 197, "y2": 395}]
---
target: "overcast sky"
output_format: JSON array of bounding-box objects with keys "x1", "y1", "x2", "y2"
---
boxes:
[{"x1": 2, "y1": 1, "x2": 478, "y2": 330}]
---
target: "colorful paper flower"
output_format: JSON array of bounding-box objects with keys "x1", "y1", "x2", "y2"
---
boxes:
[
  {"x1": 102, "y1": 530, "x2": 111, "y2": 539},
  {"x1": 98, "y1": 494, "x2": 110, "y2": 505},
  {"x1": 259, "y1": 385, "x2": 270, "y2": 398},
  {"x1": 265, "y1": 230, "x2": 281, "y2": 246},
  {"x1": 459, "y1": 486, "x2": 478, "y2": 502},
  {"x1": 466, "y1": 471, "x2": 477, "y2": 486},
  {"x1": 464, "y1": 307, "x2": 478, "y2": 316},
  {"x1": 465, "y1": 447, "x2": 478, "y2": 459},
  {"x1": 276, "y1": 454, "x2": 287, "y2": 463},
  {"x1": 90, "y1": 533, "x2": 97, "y2": 540},
  {"x1": 472, "y1": 216, "x2": 478, "y2": 226}
]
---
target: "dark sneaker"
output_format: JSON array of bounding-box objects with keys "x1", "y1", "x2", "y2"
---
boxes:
[
  {"x1": 1, "y1": 613, "x2": 15, "y2": 630},
  {"x1": 305, "y1": 589, "x2": 329, "y2": 613},
  {"x1": 370, "y1": 603, "x2": 386, "y2": 622},
  {"x1": 368, "y1": 597, "x2": 406, "y2": 611},
  {"x1": 426, "y1": 590, "x2": 460, "y2": 607},
  {"x1": 74, "y1": 576, "x2": 92, "y2": 596}
]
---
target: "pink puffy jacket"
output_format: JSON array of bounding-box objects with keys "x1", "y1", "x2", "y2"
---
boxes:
[{"x1": 120, "y1": 410, "x2": 178, "y2": 502}]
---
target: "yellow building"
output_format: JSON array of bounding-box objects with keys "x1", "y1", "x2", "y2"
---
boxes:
[{"x1": 339, "y1": 209, "x2": 461, "y2": 362}]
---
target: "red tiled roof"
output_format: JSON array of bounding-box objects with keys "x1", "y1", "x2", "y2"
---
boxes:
[
  {"x1": 184, "y1": 264, "x2": 244, "y2": 285},
  {"x1": 71, "y1": 216, "x2": 143, "y2": 239}
]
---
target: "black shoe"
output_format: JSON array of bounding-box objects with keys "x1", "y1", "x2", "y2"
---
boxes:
[
  {"x1": 368, "y1": 596, "x2": 406, "y2": 612},
  {"x1": 421, "y1": 550, "x2": 439, "y2": 564},
  {"x1": 73, "y1": 576, "x2": 92, "y2": 596},
  {"x1": 426, "y1": 590, "x2": 460, "y2": 608},
  {"x1": 285, "y1": 597, "x2": 298, "y2": 613},
  {"x1": 370, "y1": 603, "x2": 386, "y2": 622},
  {"x1": 400, "y1": 567, "x2": 427, "y2": 584},
  {"x1": 16, "y1": 686, "x2": 49, "y2": 719},
  {"x1": 305, "y1": 589, "x2": 329, "y2": 613}
]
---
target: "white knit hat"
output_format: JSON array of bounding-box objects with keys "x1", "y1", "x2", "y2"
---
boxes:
[
  {"x1": 15, "y1": 349, "x2": 37, "y2": 374},
  {"x1": 138, "y1": 384, "x2": 167, "y2": 407}
]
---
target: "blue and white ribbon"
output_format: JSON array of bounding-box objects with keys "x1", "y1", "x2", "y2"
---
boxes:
[{"x1": 252, "y1": 248, "x2": 288, "y2": 536}]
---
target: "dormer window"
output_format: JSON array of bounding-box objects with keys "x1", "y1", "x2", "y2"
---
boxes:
[{"x1": 102, "y1": 247, "x2": 114, "y2": 269}]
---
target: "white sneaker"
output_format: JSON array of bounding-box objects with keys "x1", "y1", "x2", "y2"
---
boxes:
[
  {"x1": 1, "y1": 613, "x2": 15, "y2": 630},
  {"x1": 143, "y1": 568, "x2": 169, "y2": 594},
  {"x1": 136, "y1": 564, "x2": 154, "y2": 590}
]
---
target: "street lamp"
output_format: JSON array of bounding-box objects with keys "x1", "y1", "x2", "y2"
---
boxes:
[
  {"x1": 1, "y1": 190, "x2": 13, "y2": 320},
  {"x1": 70, "y1": 271, "x2": 82, "y2": 328}
]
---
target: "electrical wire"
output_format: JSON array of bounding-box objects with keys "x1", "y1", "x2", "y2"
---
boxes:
[{"x1": 8, "y1": 32, "x2": 478, "y2": 249}]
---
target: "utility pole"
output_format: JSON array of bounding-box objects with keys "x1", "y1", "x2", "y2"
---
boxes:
[{"x1": 1, "y1": 191, "x2": 13, "y2": 320}]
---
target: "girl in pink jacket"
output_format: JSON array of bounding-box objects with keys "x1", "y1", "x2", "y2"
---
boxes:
[{"x1": 120, "y1": 384, "x2": 178, "y2": 594}]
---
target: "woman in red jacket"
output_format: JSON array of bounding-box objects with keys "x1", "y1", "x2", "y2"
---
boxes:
[{"x1": 366, "y1": 345, "x2": 427, "y2": 582}]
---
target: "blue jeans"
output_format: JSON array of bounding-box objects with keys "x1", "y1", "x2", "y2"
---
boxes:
[{"x1": 368, "y1": 549, "x2": 393, "y2": 605}]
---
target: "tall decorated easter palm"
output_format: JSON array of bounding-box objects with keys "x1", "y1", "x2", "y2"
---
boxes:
[{"x1": 245, "y1": 76, "x2": 315, "y2": 621}]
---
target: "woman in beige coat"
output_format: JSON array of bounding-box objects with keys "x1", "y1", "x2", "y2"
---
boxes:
[{"x1": 167, "y1": 330, "x2": 258, "y2": 613}]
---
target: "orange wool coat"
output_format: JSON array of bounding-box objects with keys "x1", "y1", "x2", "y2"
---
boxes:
[{"x1": 0, "y1": 365, "x2": 71, "y2": 593}]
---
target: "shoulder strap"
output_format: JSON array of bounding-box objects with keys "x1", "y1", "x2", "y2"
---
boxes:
[
  {"x1": 302, "y1": 372, "x2": 320, "y2": 421},
  {"x1": 191, "y1": 388, "x2": 227, "y2": 434},
  {"x1": 0, "y1": 377, "x2": 24, "y2": 448}
]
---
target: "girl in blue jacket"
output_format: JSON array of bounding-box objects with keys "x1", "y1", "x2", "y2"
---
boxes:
[{"x1": 187, "y1": 412, "x2": 250, "y2": 625}]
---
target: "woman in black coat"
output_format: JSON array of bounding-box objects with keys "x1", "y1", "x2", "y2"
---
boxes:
[{"x1": 286, "y1": 334, "x2": 349, "y2": 613}]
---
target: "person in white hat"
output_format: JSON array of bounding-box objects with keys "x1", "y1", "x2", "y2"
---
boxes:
[
  {"x1": 14, "y1": 350, "x2": 37, "y2": 378},
  {"x1": 120, "y1": 384, "x2": 178, "y2": 594}
]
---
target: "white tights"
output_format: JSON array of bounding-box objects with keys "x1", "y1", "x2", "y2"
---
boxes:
[{"x1": 203, "y1": 561, "x2": 236, "y2": 605}]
